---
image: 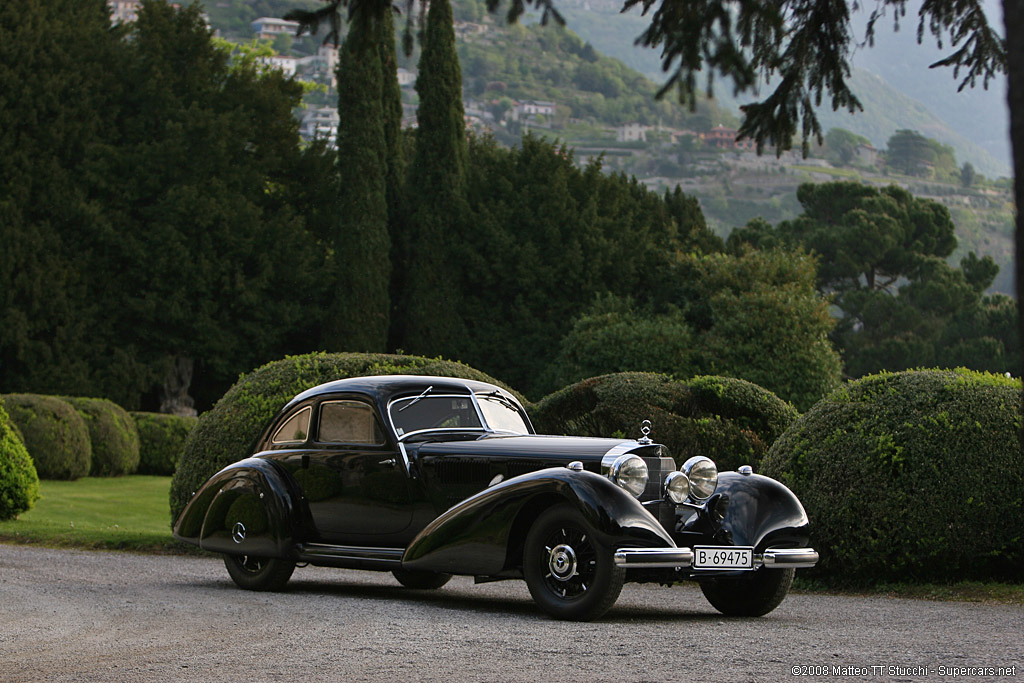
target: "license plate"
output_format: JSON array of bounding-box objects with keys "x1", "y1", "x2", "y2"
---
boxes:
[{"x1": 693, "y1": 546, "x2": 754, "y2": 570}]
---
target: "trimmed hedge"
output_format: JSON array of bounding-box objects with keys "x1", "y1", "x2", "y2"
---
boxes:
[
  {"x1": 169, "y1": 352, "x2": 518, "y2": 522},
  {"x1": 529, "y1": 373, "x2": 798, "y2": 472},
  {"x1": 132, "y1": 412, "x2": 198, "y2": 476},
  {"x1": 761, "y1": 369, "x2": 1024, "y2": 585},
  {"x1": 64, "y1": 397, "x2": 140, "y2": 477},
  {"x1": 4, "y1": 394, "x2": 92, "y2": 480},
  {"x1": 0, "y1": 397, "x2": 40, "y2": 520}
]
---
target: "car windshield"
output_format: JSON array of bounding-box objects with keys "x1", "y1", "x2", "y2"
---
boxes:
[
  {"x1": 476, "y1": 393, "x2": 530, "y2": 434},
  {"x1": 390, "y1": 395, "x2": 483, "y2": 438}
]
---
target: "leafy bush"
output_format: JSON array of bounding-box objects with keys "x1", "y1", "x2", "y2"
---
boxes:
[
  {"x1": 0, "y1": 397, "x2": 40, "y2": 520},
  {"x1": 63, "y1": 397, "x2": 140, "y2": 477},
  {"x1": 169, "y1": 352, "x2": 517, "y2": 522},
  {"x1": 546, "y1": 297, "x2": 700, "y2": 390},
  {"x1": 761, "y1": 369, "x2": 1023, "y2": 585},
  {"x1": 3, "y1": 394, "x2": 92, "y2": 480},
  {"x1": 132, "y1": 412, "x2": 198, "y2": 476},
  {"x1": 529, "y1": 372, "x2": 797, "y2": 472}
]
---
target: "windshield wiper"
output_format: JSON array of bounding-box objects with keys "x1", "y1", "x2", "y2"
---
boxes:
[
  {"x1": 481, "y1": 390, "x2": 517, "y2": 411},
  {"x1": 398, "y1": 385, "x2": 433, "y2": 412}
]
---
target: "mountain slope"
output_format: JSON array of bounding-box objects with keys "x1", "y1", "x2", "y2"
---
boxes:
[{"x1": 555, "y1": 0, "x2": 1011, "y2": 178}]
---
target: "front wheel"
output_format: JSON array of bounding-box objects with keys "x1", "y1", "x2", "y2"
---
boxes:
[
  {"x1": 522, "y1": 503, "x2": 625, "y2": 621},
  {"x1": 223, "y1": 554, "x2": 296, "y2": 591},
  {"x1": 700, "y1": 567, "x2": 795, "y2": 616}
]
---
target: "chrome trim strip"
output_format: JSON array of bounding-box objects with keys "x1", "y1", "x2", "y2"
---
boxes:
[
  {"x1": 613, "y1": 547, "x2": 694, "y2": 568},
  {"x1": 299, "y1": 543, "x2": 404, "y2": 564},
  {"x1": 397, "y1": 442, "x2": 413, "y2": 478},
  {"x1": 760, "y1": 548, "x2": 819, "y2": 568}
]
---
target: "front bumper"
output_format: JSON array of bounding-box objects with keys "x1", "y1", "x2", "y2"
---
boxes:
[{"x1": 613, "y1": 546, "x2": 819, "y2": 570}]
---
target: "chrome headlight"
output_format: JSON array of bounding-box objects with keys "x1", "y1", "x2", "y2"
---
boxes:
[
  {"x1": 682, "y1": 456, "x2": 718, "y2": 501},
  {"x1": 610, "y1": 454, "x2": 648, "y2": 498},
  {"x1": 664, "y1": 471, "x2": 690, "y2": 504}
]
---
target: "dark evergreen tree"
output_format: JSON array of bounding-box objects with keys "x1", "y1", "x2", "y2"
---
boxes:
[
  {"x1": 93, "y1": 1, "x2": 331, "y2": 410},
  {"x1": 0, "y1": 0, "x2": 121, "y2": 398},
  {"x1": 456, "y1": 135, "x2": 717, "y2": 396},
  {"x1": 399, "y1": 0, "x2": 470, "y2": 355},
  {"x1": 324, "y1": 17, "x2": 392, "y2": 351},
  {"x1": 379, "y1": 6, "x2": 406, "y2": 231}
]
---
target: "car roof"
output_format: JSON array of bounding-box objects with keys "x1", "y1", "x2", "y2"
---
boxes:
[{"x1": 287, "y1": 375, "x2": 510, "y2": 407}]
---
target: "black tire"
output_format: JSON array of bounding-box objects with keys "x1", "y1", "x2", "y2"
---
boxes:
[
  {"x1": 522, "y1": 503, "x2": 625, "y2": 621},
  {"x1": 223, "y1": 554, "x2": 296, "y2": 591},
  {"x1": 700, "y1": 567, "x2": 795, "y2": 616},
  {"x1": 392, "y1": 568, "x2": 452, "y2": 590}
]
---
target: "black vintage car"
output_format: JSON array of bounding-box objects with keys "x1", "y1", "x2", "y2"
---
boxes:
[{"x1": 174, "y1": 375, "x2": 817, "y2": 620}]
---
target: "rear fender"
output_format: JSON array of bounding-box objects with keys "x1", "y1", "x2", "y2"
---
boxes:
[
  {"x1": 402, "y1": 467, "x2": 675, "y2": 576},
  {"x1": 713, "y1": 471, "x2": 811, "y2": 551},
  {"x1": 172, "y1": 458, "x2": 300, "y2": 558}
]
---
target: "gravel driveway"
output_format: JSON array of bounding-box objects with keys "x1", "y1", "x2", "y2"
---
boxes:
[{"x1": 0, "y1": 545, "x2": 1020, "y2": 682}]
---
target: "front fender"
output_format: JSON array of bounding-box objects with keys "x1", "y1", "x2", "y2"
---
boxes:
[
  {"x1": 715, "y1": 471, "x2": 811, "y2": 550},
  {"x1": 402, "y1": 467, "x2": 674, "y2": 576},
  {"x1": 172, "y1": 458, "x2": 300, "y2": 558}
]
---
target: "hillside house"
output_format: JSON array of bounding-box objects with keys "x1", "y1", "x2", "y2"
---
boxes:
[
  {"x1": 516, "y1": 101, "x2": 556, "y2": 118},
  {"x1": 703, "y1": 125, "x2": 756, "y2": 151},
  {"x1": 856, "y1": 143, "x2": 879, "y2": 167},
  {"x1": 300, "y1": 107, "x2": 339, "y2": 144},
  {"x1": 108, "y1": 0, "x2": 183, "y2": 23},
  {"x1": 616, "y1": 123, "x2": 648, "y2": 143},
  {"x1": 259, "y1": 54, "x2": 298, "y2": 77},
  {"x1": 397, "y1": 68, "x2": 416, "y2": 87},
  {"x1": 251, "y1": 17, "x2": 300, "y2": 40}
]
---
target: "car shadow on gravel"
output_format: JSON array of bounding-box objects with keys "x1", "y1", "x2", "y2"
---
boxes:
[{"x1": 191, "y1": 573, "x2": 740, "y2": 623}]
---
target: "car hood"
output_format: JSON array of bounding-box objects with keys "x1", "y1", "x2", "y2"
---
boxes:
[{"x1": 412, "y1": 433, "x2": 667, "y2": 468}]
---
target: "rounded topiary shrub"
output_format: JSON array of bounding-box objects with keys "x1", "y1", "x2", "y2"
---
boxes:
[
  {"x1": 169, "y1": 352, "x2": 518, "y2": 522},
  {"x1": 0, "y1": 398, "x2": 40, "y2": 520},
  {"x1": 63, "y1": 397, "x2": 140, "y2": 477},
  {"x1": 132, "y1": 412, "x2": 198, "y2": 476},
  {"x1": 529, "y1": 372, "x2": 797, "y2": 473},
  {"x1": 761, "y1": 369, "x2": 1023, "y2": 585},
  {"x1": 4, "y1": 394, "x2": 92, "y2": 480}
]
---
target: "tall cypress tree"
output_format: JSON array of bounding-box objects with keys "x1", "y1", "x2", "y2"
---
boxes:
[
  {"x1": 399, "y1": 0, "x2": 468, "y2": 356},
  {"x1": 379, "y1": 7, "x2": 410, "y2": 350},
  {"x1": 379, "y1": 6, "x2": 405, "y2": 230},
  {"x1": 324, "y1": 17, "x2": 392, "y2": 351}
]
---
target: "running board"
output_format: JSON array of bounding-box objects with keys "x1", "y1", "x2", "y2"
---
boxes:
[{"x1": 297, "y1": 543, "x2": 404, "y2": 570}]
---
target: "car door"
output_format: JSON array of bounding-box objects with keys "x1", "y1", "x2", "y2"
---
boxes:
[{"x1": 302, "y1": 398, "x2": 414, "y2": 542}]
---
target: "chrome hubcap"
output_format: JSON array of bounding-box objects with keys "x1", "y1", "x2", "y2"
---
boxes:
[{"x1": 547, "y1": 543, "x2": 578, "y2": 582}]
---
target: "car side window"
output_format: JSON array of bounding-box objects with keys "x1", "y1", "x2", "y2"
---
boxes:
[
  {"x1": 319, "y1": 400, "x2": 386, "y2": 445},
  {"x1": 272, "y1": 406, "x2": 311, "y2": 444}
]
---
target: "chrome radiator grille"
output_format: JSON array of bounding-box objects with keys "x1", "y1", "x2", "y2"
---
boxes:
[{"x1": 640, "y1": 455, "x2": 677, "y2": 502}]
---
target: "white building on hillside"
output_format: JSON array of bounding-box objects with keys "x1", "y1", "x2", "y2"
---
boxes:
[
  {"x1": 251, "y1": 17, "x2": 300, "y2": 40},
  {"x1": 616, "y1": 123, "x2": 648, "y2": 142}
]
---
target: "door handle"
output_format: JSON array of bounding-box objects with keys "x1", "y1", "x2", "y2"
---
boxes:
[{"x1": 379, "y1": 458, "x2": 397, "y2": 467}]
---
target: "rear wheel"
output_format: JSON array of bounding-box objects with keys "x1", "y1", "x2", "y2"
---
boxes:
[
  {"x1": 700, "y1": 567, "x2": 794, "y2": 616},
  {"x1": 523, "y1": 503, "x2": 624, "y2": 621},
  {"x1": 223, "y1": 554, "x2": 296, "y2": 591},
  {"x1": 392, "y1": 568, "x2": 452, "y2": 590}
]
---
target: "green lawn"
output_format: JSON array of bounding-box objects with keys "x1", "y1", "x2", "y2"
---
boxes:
[{"x1": 0, "y1": 475, "x2": 189, "y2": 552}]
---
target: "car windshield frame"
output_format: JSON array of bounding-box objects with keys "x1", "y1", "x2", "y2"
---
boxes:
[
  {"x1": 386, "y1": 387, "x2": 530, "y2": 441},
  {"x1": 475, "y1": 392, "x2": 531, "y2": 435}
]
